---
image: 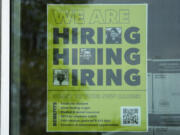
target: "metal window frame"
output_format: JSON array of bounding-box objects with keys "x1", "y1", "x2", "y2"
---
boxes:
[{"x1": 1, "y1": 0, "x2": 10, "y2": 134}]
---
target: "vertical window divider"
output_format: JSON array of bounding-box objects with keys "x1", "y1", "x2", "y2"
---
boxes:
[{"x1": 1, "y1": 0, "x2": 10, "y2": 135}]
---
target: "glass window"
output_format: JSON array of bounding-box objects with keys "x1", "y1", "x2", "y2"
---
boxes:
[{"x1": 7, "y1": 0, "x2": 180, "y2": 135}]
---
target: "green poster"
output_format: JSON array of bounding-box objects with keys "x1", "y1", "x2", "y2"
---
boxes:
[{"x1": 47, "y1": 4, "x2": 147, "y2": 132}]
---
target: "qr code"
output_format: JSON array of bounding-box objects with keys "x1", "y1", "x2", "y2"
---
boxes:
[{"x1": 121, "y1": 107, "x2": 141, "y2": 126}]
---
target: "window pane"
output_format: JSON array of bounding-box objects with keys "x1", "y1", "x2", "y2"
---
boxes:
[{"x1": 10, "y1": 0, "x2": 180, "y2": 135}]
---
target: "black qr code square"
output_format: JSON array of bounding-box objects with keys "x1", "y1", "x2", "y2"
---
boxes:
[{"x1": 121, "y1": 107, "x2": 141, "y2": 126}]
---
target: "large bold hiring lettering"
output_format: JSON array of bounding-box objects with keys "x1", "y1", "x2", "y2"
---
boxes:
[
  {"x1": 72, "y1": 69, "x2": 78, "y2": 86},
  {"x1": 125, "y1": 27, "x2": 140, "y2": 44},
  {"x1": 72, "y1": 28, "x2": 78, "y2": 44},
  {"x1": 97, "y1": 48, "x2": 103, "y2": 65},
  {"x1": 72, "y1": 48, "x2": 78, "y2": 65},
  {"x1": 53, "y1": 48, "x2": 69, "y2": 65},
  {"x1": 97, "y1": 28, "x2": 103, "y2": 44},
  {"x1": 97, "y1": 69, "x2": 103, "y2": 85},
  {"x1": 53, "y1": 28, "x2": 69, "y2": 44},
  {"x1": 106, "y1": 48, "x2": 122, "y2": 65},
  {"x1": 125, "y1": 69, "x2": 140, "y2": 86},
  {"x1": 125, "y1": 48, "x2": 140, "y2": 65},
  {"x1": 106, "y1": 69, "x2": 122, "y2": 85},
  {"x1": 81, "y1": 70, "x2": 95, "y2": 85},
  {"x1": 81, "y1": 28, "x2": 95, "y2": 44}
]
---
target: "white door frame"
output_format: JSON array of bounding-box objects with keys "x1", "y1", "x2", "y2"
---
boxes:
[{"x1": 1, "y1": 0, "x2": 10, "y2": 134}]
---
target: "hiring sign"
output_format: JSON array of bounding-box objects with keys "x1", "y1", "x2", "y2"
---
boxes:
[{"x1": 47, "y1": 4, "x2": 147, "y2": 132}]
